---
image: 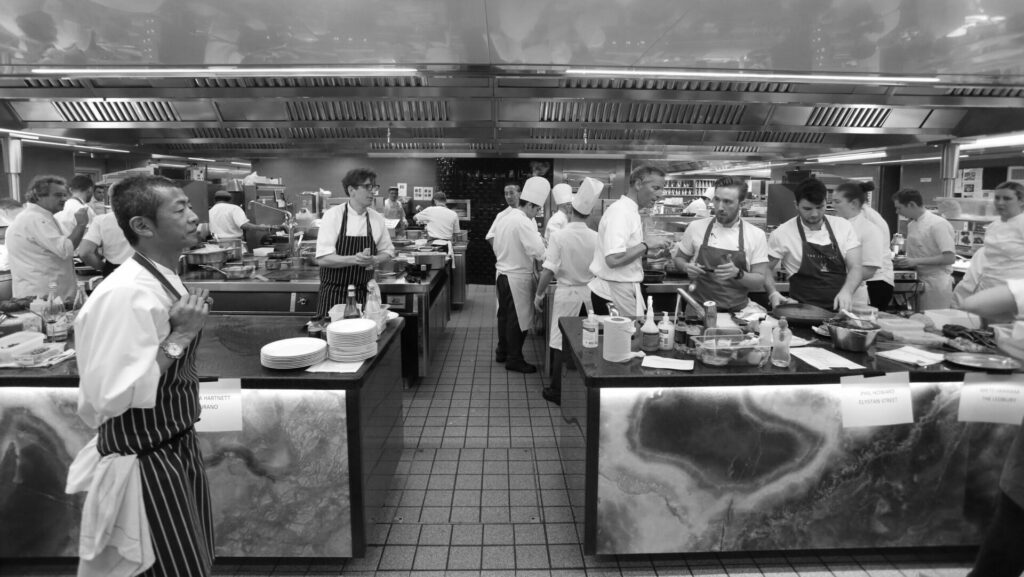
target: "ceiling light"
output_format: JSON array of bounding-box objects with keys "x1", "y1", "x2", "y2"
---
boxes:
[
  {"x1": 810, "y1": 151, "x2": 887, "y2": 163},
  {"x1": 5, "y1": 132, "x2": 38, "y2": 140},
  {"x1": 0, "y1": 127, "x2": 86, "y2": 142},
  {"x1": 157, "y1": 163, "x2": 188, "y2": 168},
  {"x1": 863, "y1": 154, "x2": 968, "y2": 165},
  {"x1": 31, "y1": 66, "x2": 419, "y2": 78},
  {"x1": 187, "y1": 157, "x2": 217, "y2": 163},
  {"x1": 26, "y1": 140, "x2": 129, "y2": 154},
  {"x1": 565, "y1": 68, "x2": 940, "y2": 85},
  {"x1": 959, "y1": 133, "x2": 1024, "y2": 150},
  {"x1": 230, "y1": 161, "x2": 252, "y2": 167}
]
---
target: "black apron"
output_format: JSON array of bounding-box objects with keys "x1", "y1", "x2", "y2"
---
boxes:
[
  {"x1": 316, "y1": 205, "x2": 376, "y2": 319},
  {"x1": 693, "y1": 219, "x2": 749, "y2": 313},
  {"x1": 789, "y1": 218, "x2": 847, "y2": 310},
  {"x1": 94, "y1": 253, "x2": 214, "y2": 577}
]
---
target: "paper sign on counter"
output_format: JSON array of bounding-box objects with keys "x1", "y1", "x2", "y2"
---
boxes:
[
  {"x1": 840, "y1": 373, "x2": 913, "y2": 428},
  {"x1": 958, "y1": 373, "x2": 1024, "y2": 425},
  {"x1": 196, "y1": 379, "x2": 243, "y2": 432}
]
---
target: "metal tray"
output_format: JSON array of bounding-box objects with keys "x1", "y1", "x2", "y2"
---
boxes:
[
  {"x1": 770, "y1": 303, "x2": 835, "y2": 327},
  {"x1": 943, "y1": 352, "x2": 1022, "y2": 371}
]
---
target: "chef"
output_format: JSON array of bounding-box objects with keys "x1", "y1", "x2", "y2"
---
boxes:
[
  {"x1": 413, "y1": 191, "x2": 461, "y2": 242},
  {"x1": 208, "y1": 190, "x2": 277, "y2": 239},
  {"x1": 77, "y1": 212, "x2": 134, "y2": 276},
  {"x1": 381, "y1": 186, "x2": 408, "y2": 236},
  {"x1": 315, "y1": 168, "x2": 395, "y2": 317},
  {"x1": 892, "y1": 188, "x2": 956, "y2": 311},
  {"x1": 55, "y1": 174, "x2": 97, "y2": 234},
  {"x1": 683, "y1": 186, "x2": 715, "y2": 217},
  {"x1": 766, "y1": 178, "x2": 862, "y2": 312},
  {"x1": 544, "y1": 183, "x2": 574, "y2": 241},
  {"x1": 485, "y1": 182, "x2": 521, "y2": 245},
  {"x1": 953, "y1": 181, "x2": 1024, "y2": 320},
  {"x1": 588, "y1": 165, "x2": 674, "y2": 316},
  {"x1": 833, "y1": 180, "x2": 893, "y2": 309},
  {"x1": 492, "y1": 176, "x2": 550, "y2": 373},
  {"x1": 671, "y1": 176, "x2": 770, "y2": 314}
]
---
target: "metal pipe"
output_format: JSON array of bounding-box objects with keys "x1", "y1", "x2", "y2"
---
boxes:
[
  {"x1": 249, "y1": 200, "x2": 297, "y2": 256},
  {"x1": 939, "y1": 142, "x2": 961, "y2": 198}
]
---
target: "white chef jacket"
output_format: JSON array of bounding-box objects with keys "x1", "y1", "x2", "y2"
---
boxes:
[
  {"x1": 543, "y1": 222, "x2": 598, "y2": 285},
  {"x1": 544, "y1": 210, "x2": 568, "y2": 241},
  {"x1": 978, "y1": 212, "x2": 1024, "y2": 282},
  {"x1": 5, "y1": 202, "x2": 77, "y2": 300},
  {"x1": 863, "y1": 205, "x2": 891, "y2": 238},
  {"x1": 81, "y1": 213, "x2": 134, "y2": 265},
  {"x1": 414, "y1": 205, "x2": 461, "y2": 240},
  {"x1": 208, "y1": 202, "x2": 249, "y2": 239},
  {"x1": 493, "y1": 209, "x2": 546, "y2": 275},
  {"x1": 847, "y1": 212, "x2": 889, "y2": 284},
  {"x1": 683, "y1": 197, "x2": 710, "y2": 217},
  {"x1": 382, "y1": 198, "x2": 407, "y2": 223},
  {"x1": 906, "y1": 210, "x2": 956, "y2": 276},
  {"x1": 673, "y1": 217, "x2": 769, "y2": 266},
  {"x1": 486, "y1": 206, "x2": 517, "y2": 241},
  {"x1": 74, "y1": 257, "x2": 184, "y2": 429},
  {"x1": 589, "y1": 195, "x2": 643, "y2": 283},
  {"x1": 315, "y1": 203, "x2": 395, "y2": 259},
  {"x1": 768, "y1": 215, "x2": 861, "y2": 277},
  {"x1": 55, "y1": 196, "x2": 96, "y2": 236}
]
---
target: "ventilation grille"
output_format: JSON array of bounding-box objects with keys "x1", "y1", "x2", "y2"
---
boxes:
[
  {"x1": 286, "y1": 127, "x2": 384, "y2": 139},
  {"x1": 164, "y1": 142, "x2": 291, "y2": 151},
  {"x1": 737, "y1": 131, "x2": 826, "y2": 144},
  {"x1": 194, "y1": 76, "x2": 424, "y2": 88},
  {"x1": 368, "y1": 141, "x2": 495, "y2": 151},
  {"x1": 946, "y1": 86, "x2": 1024, "y2": 98},
  {"x1": 539, "y1": 101, "x2": 744, "y2": 124},
  {"x1": 55, "y1": 100, "x2": 179, "y2": 122},
  {"x1": 806, "y1": 106, "x2": 890, "y2": 128},
  {"x1": 24, "y1": 78, "x2": 86, "y2": 89},
  {"x1": 286, "y1": 100, "x2": 449, "y2": 122},
  {"x1": 528, "y1": 127, "x2": 653, "y2": 140},
  {"x1": 192, "y1": 127, "x2": 284, "y2": 139},
  {"x1": 714, "y1": 145, "x2": 760, "y2": 153},
  {"x1": 521, "y1": 142, "x2": 602, "y2": 152},
  {"x1": 560, "y1": 78, "x2": 792, "y2": 93}
]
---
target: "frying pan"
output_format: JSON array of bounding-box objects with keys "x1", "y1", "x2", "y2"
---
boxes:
[{"x1": 770, "y1": 303, "x2": 836, "y2": 327}]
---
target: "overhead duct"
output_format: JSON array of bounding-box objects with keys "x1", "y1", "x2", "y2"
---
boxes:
[{"x1": 2, "y1": 137, "x2": 21, "y2": 200}]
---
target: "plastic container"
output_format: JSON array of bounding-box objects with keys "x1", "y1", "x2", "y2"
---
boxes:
[
  {"x1": 692, "y1": 328, "x2": 770, "y2": 367},
  {"x1": 0, "y1": 331, "x2": 46, "y2": 363}
]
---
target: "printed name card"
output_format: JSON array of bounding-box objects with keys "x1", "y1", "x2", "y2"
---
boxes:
[
  {"x1": 840, "y1": 373, "x2": 914, "y2": 428},
  {"x1": 958, "y1": 373, "x2": 1024, "y2": 425},
  {"x1": 195, "y1": 378, "x2": 243, "y2": 432}
]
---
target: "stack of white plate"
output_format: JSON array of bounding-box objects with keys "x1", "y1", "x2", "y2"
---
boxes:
[
  {"x1": 260, "y1": 337, "x2": 328, "y2": 369},
  {"x1": 325, "y1": 318, "x2": 378, "y2": 362}
]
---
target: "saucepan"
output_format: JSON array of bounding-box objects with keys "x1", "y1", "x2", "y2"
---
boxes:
[{"x1": 183, "y1": 246, "x2": 231, "y2": 267}]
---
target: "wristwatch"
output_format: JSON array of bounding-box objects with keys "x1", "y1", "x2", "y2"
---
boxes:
[
  {"x1": 160, "y1": 340, "x2": 186, "y2": 359},
  {"x1": 734, "y1": 268, "x2": 745, "y2": 280}
]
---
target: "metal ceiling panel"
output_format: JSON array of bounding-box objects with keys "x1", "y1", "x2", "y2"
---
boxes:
[
  {"x1": 192, "y1": 128, "x2": 285, "y2": 139},
  {"x1": 536, "y1": 101, "x2": 745, "y2": 125},
  {"x1": 217, "y1": 100, "x2": 289, "y2": 122},
  {"x1": 737, "y1": 131, "x2": 826, "y2": 144},
  {"x1": 947, "y1": 86, "x2": 1024, "y2": 98},
  {"x1": 714, "y1": 145, "x2": 760, "y2": 153},
  {"x1": 882, "y1": 108, "x2": 931, "y2": 129},
  {"x1": 8, "y1": 101, "x2": 64, "y2": 122},
  {"x1": 921, "y1": 109, "x2": 969, "y2": 130},
  {"x1": 173, "y1": 102, "x2": 221, "y2": 122},
  {"x1": 559, "y1": 78, "x2": 793, "y2": 93},
  {"x1": 805, "y1": 106, "x2": 890, "y2": 129}
]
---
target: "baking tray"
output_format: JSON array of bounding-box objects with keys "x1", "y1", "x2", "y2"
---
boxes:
[
  {"x1": 770, "y1": 303, "x2": 835, "y2": 327},
  {"x1": 943, "y1": 352, "x2": 1022, "y2": 372}
]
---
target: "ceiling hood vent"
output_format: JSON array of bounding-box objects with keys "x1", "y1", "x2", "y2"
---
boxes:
[
  {"x1": 539, "y1": 101, "x2": 744, "y2": 125},
  {"x1": 946, "y1": 86, "x2": 1024, "y2": 98},
  {"x1": 24, "y1": 78, "x2": 86, "y2": 89},
  {"x1": 522, "y1": 143, "x2": 602, "y2": 152},
  {"x1": 369, "y1": 141, "x2": 494, "y2": 151},
  {"x1": 528, "y1": 127, "x2": 653, "y2": 140},
  {"x1": 288, "y1": 127, "x2": 383, "y2": 139},
  {"x1": 560, "y1": 78, "x2": 792, "y2": 93},
  {"x1": 55, "y1": 100, "x2": 179, "y2": 123},
  {"x1": 737, "y1": 131, "x2": 825, "y2": 144},
  {"x1": 192, "y1": 127, "x2": 283, "y2": 139},
  {"x1": 714, "y1": 145, "x2": 760, "y2": 153},
  {"x1": 194, "y1": 76, "x2": 425, "y2": 88},
  {"x1": 286, "y1": 99, "x2": 449, "y2": 122},
  {"x1": 806, "y1": 106, "x2": 890, "y2": 128},
  {"x1": 164, "y1": 142, "x2": 288, "y2": 151}
]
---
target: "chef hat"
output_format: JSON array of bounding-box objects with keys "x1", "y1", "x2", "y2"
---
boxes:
[
  {"x1": 572, "y1": 177, "x2": 604, "y2": 215},
  {"x1": 552, "y1": 183, "x2": 573, "y2": 205},
  {"x1": 214, "y1": 189, "x2": 232, "y2": 200},
  {"x1": 703, "y1": 185, "x2": 716, "y2": 199},
  {"x1": 520, "y1": 176, "x2": 551, "y2": 206}
]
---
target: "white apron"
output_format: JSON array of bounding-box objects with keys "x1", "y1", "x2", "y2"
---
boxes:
[
  {"x1": 548, "y1": 284, "x2": 590, "y2": 350},
  {"x1": 917, "y1": 270, "x2": 954, "y2": 311},
  {"x1": 590, "y1": 277, "x2": 644, "y2": 317},
  {"x1": 504, "y1": 270, "x2": 537, "y2": 333}
]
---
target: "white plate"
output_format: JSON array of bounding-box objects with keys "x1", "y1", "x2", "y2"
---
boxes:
[
  {"x1": 326, "y1": 318, "x2": 378, "y2": 335},
  {"x1": 260, "y1": 337, "x2": 327, "y2": 359}
]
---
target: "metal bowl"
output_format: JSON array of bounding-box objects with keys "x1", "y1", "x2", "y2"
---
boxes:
[
  {"x1": 826, "y1": 319, "x2": 881, "y2": 352},
  {"x1": 183, "y1": 247, "x2": 231, "y2": 267},
  {"x1": 220, "y1": 265, "x2": 254, "y2": 279}
]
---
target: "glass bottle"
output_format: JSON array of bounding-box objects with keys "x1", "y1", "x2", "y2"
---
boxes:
[
  {"x1": 640, "y1": 297, "x2": 660, "y2": 353},
  {"x1": 65, "y1": 280, "x2": 89, "y2": 335},
  {"x1": 771, "y1": 317, "x2": 791, "y2": 368},
  {"x1": 343, "y1": 285, "x2": 361, "y2": 319},
  {"x1": 43, "y1": 282, "x2": 69, "y2": 343}
]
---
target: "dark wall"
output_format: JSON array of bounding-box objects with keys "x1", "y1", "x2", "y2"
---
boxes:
[{"x1": 253, "y1": 157, "x2": 438, "y2": 207}]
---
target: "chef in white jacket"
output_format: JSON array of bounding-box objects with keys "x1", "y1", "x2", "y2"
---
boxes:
[
  {"x1": 492, "y1": 176, "x2": 550, "y2": 373},
  {"x1": 544, "y1": 183, "x2": 574, "y2": 241}
]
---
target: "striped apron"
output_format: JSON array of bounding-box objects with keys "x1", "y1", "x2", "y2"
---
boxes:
[
  {"x1": 316, "y1": 205, "x2": 376, "y2": 319},
  {"x1": 95, "y1": 254, "x2": 215, "y2": 577}
]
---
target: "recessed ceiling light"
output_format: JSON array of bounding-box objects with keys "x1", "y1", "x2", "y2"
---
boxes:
[
  {"x1": 810, "y1": 151, "x2": 887, "y2": 163},
  {"x1": 565, "y1": 68, "x2": 940, "y2": 85}
]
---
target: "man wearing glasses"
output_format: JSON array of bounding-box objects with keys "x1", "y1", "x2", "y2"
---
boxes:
[
  {"x1": 315, "y1": 168, "x2": 395, "y2": 319},
  {"x1": 6, "y1": 174, "x2": 88, "y2": 301}
]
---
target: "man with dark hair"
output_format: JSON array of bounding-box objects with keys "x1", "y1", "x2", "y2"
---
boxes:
[
  {"x1": 588, "y1": 165, "x2": 673, "y2": 316},
  {"x1": 672, "y1": 176, "x2": 771, "y2": 314},
  {"x1": 893, "y1": 187, "x2": 956, "y2": 311},
  {"x1": 382, "y1": 186, "x2": 408, "y2": 230},
  {"x1": 486, "y1": 182, "x2": 521, "y2": 246},
  {"x1": 414, "y1": 190, "x2": 461, "y2": 242},
  {"x1": 68, "y1": 175, "x2": 215, "y2": 576},
  {"x1": 56, "y1": 173, "x2": 97, "y2": 234},
  {"x1": 315, "y1": 167, "x2": 395, "y2": 317},
  {"x1": 766, "y1": 178, "x2": 862, "y2": 311},
  {"x1": 5, "y1": 175, "x2": 86, "y2": 300}
]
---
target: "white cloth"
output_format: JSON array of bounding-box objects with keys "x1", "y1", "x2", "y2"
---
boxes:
[
  {"x1": 208, "y1": 202, "x2": 249, "y2": 239},
  {"x1": 486, "y1": 206, "x2": 517, "y2": 241},
  {"x1": 684, "y1": 198, "x2": 710, "y2": 217},
  {"x1": 590, "y1": 195, "x2": 643, "y2": 283},
  {"x1": 5, "y1": 202, "x2": 77, "y2": 300},
  {"x1": 544, "y1": 210, "x2": 568, "y2": 241},
  {"x1": 81, "y1": 213, "x2": 134, "y2": 265},
  {"x1": 382, "y1": 198, "x2": 407, "y2": 223},
  {"x1": 906, "y1": 210, "x2": 956, "y2": 277},
  {"x1": 549, "y1": 284, "x2": 590, "y2": 350},
  {"x1": 767, "y1": 215, "x2": 861, "y2": 277},
  {"x1": 494, "y1": 209, "x2": 546, "y2": 331},
  {"x1": 74, "y1": 257, "x2": 183, "y2": 429},
  {"x1": 414, "y1": 205, "x2": 461, "y2": 240},
  {"x1": 66, "y1": 437, "x2": 154, "y2": 577},
  {"x1": 977, "y1": 213, "x2": 1024, "y2": 284},
  {"x1": 589, "y1": 278, "x2": 644, "y2": 317},
  {"x1": 315, "y1": 203, "x2": 395, "y2": 259},
  {"x1": 55, "y1": 196, "x2": 96, "y2": 236},
  {"x1": 503, "y1": 271, "x2": 537, "y2": 336},
  {"x1": 1010, "y1": 278, "x2": 1024, "y2": 317},
  {"x1": 543, "y1": 222, "x2": 599, "y2": 350},
  {"x1": 673, "y1": 217, "x2": 769, "y2": 265}
]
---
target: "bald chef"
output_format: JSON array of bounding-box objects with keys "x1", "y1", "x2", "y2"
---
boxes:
[
  {"x1": 544, "y1": 183, "x2": 574, "y2": 241},
  {"x1": 766, "y1": 178, "x2": 862, "y2": 312},
  {"x1": 671, "y1": 176, "x2": 770, "y2": 314},
  {"x1": 492, "y1": 177, "x2": 550, "y2": 373}
]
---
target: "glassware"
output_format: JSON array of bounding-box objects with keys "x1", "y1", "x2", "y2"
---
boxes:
[{"x1": 43, "y1": 282, "x2": 69, "y2": 343}]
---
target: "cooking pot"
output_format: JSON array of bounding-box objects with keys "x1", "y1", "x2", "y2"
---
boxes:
[
  {"x1": 642, "y1": 270, "x2": 666, "y2": 284},
  {"x1": 216, "y1": 238, "x2": 244, "y2": 261},
  {"x1": 183, "y1": 247, "x2": 231, "y2": 267}
]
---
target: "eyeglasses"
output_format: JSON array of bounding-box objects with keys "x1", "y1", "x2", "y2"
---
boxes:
[{"x1": 358, "y1": 183, "x2": 381, "y2": 193}]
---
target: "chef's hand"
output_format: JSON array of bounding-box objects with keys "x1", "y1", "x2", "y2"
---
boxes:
[
  {"x1": 74, "y1": 207, "x2": 89, "y2": 226},
  {"x1": 893, "y1": 255, "x2": 914, "y2": 268},
  {"x1": 353, "y1": 248, "x2": 375, "y2": 267},
  {"x1": 534, "y1": 294, "x2": 545, "y2": 311},
  {"x1": 833, "y1": 289, "x2": 853, "y2": 312},
  {"x1": 713, "y1": 260, "x2": 740, "y2": 281},
  {"x1": 769, "y1": 291, "x2": 797, "y2": 308},
  {"x1": 169, "y1": 288, "x2": 211, "y2": 340},
  {"x1": 681, "y1": 261, "x2": 707, "y2": 278},
  {"x1": 644, "y1": 237, "x2": 673, "y2": 256}
]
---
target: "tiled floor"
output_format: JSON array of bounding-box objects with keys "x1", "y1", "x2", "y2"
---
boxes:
[{"x1": 7, "y1": 284, "x2": 975, "y2": 577}]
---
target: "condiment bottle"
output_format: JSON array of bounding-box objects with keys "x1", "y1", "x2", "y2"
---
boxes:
[
  {"x1": 658, "y1": 311, "x2": 674, "y2": 351},
  {"x1": 43, "y1": 282, "x2": 69, "y2": 343},
  {"x1": 770, "y1": 317, "x2": 791, "y2": 368},
  {"x1": 673, "y1": 315, "x2": 688, "y2": 351},
  {"x1": 758, "y1": 319, "x2": 774, "y2": 347},
  {"x1": 640, "y1": 297, "x2": 659, "y2": 352},
  {"x1": 343, "y1": 285, "x2": 361, "y2": 319},
  {"x1": 582, "y1": 312, "x2": 599, "y2": 348}
]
